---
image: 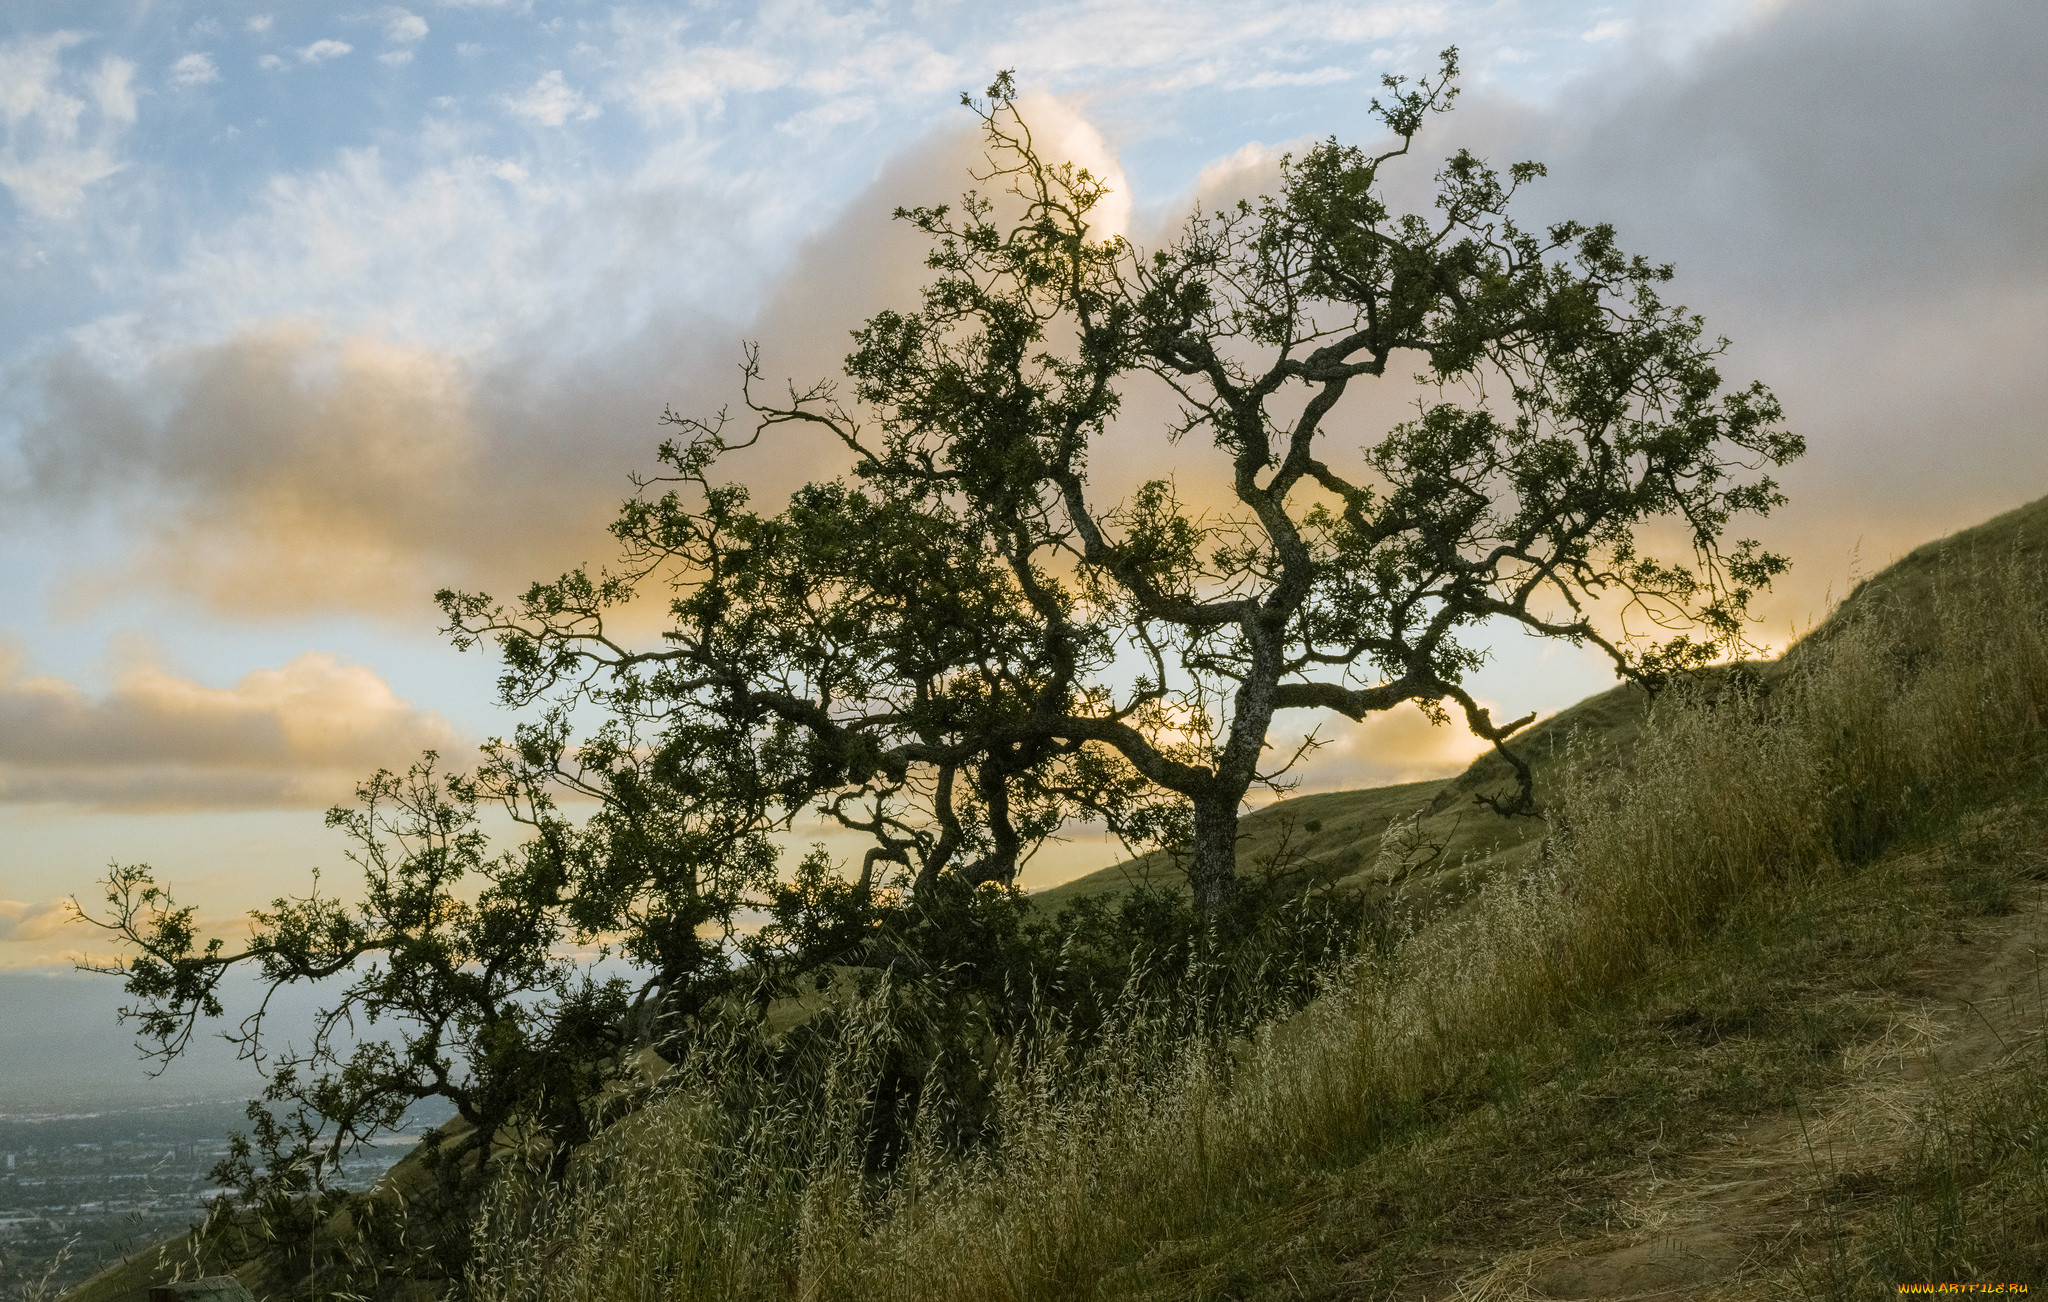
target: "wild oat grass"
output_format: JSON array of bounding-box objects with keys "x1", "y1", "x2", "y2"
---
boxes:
[{"x1": 466, "y1": 541, "x2": 2048, "y2": 1302}]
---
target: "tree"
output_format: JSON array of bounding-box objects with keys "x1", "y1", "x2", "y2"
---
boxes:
[
  {"x1": 444, "y1": 54, "x2": 1801, "y2": 913},
  {"x1": 74, "y1": 63, "x2": 1802, "y2": 1273},
  {"x1": 77, "y1": 748, "x2": 775, "y2": 1196}
]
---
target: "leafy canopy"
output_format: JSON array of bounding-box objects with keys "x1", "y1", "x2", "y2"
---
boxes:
[
  {"x1": 80, "y1": 57, "x2": 1801, "y2": 1249},
  {"x1": 445, "y1": 52, "x2": 1800, "y2": 910}
]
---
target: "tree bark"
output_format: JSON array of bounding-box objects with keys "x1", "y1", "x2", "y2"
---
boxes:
[{"x1": 1188, "y1": 797, "x2": 1240, "y2": 914}]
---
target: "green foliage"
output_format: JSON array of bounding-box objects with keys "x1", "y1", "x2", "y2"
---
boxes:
[
  {"x1": 84, "y1": 57, "x2": 1824, "y2": 1296},
  {"x1": 442, "y1": 52, "x2": 1799, "y2": 917},
  {"x1": 76, "y1": 759, "x2": 662, "y2": 1288},
  {"x1": 82, "y1": 760, "x2": 643, "y2": 1171},
  {"x1": 464, "y1": 507, "x2": 2048, "y2": 1301}
]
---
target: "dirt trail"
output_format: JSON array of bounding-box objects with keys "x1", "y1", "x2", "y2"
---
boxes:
[{"x1": 1449, "y1": 883, "x2": 2048, "y2": 1300}]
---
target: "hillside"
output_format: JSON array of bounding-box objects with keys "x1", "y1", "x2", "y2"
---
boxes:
[
  {"x1": 1030, "y1": 677, "x2": 1652, "y2": 921},
  {"x1": 62, "y1": 492, "x2": 2048, "y2": 1301},
  {"x1": 1043, "y1": 493, "x2": 2048, "y2": 922}
]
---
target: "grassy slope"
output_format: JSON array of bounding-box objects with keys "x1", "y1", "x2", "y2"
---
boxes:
[
  {"x1": 1032, "y1": 658, "x2": 1651, "y2": 930},
  {"x1": 1031, "y1": 778, "x2": 1456, "y2": 910},
  {"x1": 65, "y1": 494, "x2": 2048, "y2": 1301},
  {"x1": 1099, "y1": 793, "x2": 2048, "y2": 1299},
  {"x1": 1061, "y1": 493, "x2": 2048, "y2": 1298}
]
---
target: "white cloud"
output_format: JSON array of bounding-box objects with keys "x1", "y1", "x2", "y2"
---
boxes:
[
  {"x1": 170, "y1": 52, "x2": 221, "y2": 87},
  {"x1": 0, "y1": 35, "x2": 138, "y2": 219},
  {"x1": 1583, "y1": 18, "x2": 1633, "y2": 42},
  {"x1": 795, "y1": 33, "x2": 958, "y2": 100},
  {"x1": 258, "y1": 54, "x2": 286, "y2": 71},
  {"x1": 606, "y1": 20, "x2": 782, "y2": 120},
  {"x1": 988, "y1": 0, "x2": 1447, "y2": 81},
  {"x1": 1322, "y1": 2, "x2": 1451, "y2": 41},
  {"x1": 10, "y1": 0, "x2": 2043, "y2": 658},
  {"x1": 386, "y1": 10, "x2": 430, "y2": 44},
  {"x1": 379, "y1": 49, "x2": 416, "y2": 68},
  {"x1": 0, "y1": 650, "x2": 462, "y2": 810},
  {"x1": 88, "y1": 57, "x2": 138, "y2": 123},
  {"x1": 1008, "y1": 92, "x2": 1133, "y2": 237},
  {"x1": 776, "y1": 96, "x2": 876, "y2": 140},
  {"x1": 246, "y1": 14, "x2": 274, "y2": 34},
  {"x1": 299, "y1": 39, "x2": 353, "y2": 65},
  {"x1": 3, "y1": 119, "x2": 967, "y2": 617},
  {"x1": 503, "y1": 69, "x2": 599, "y2": 126},
  {"x1": 1236, "y1": 65, "x2": 1354, "y2": 90}
]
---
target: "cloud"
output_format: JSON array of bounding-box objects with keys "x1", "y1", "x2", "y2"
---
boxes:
[
  {"x1": 10, "y1": 0, "x2": 2046, "y2": 653},
  {"x1": 0, "y1": 650, "x2": 461, "y2": 810},
  {"x1": 246, "y1": 15, "x2": 274, "y2": 34},
  {"x1": 88, "y1": 55, "x2": 138, "y2": 124},
  {"x1": 299, "y1": 40, "x2": 353, "y2": 65},
  {"x1": 986, "y1": 0, "x2": 1447, "y2": 83},
  {"x1": 1506, "y1": 0, "x2": 2048, "y2": 623},
  {"x1": 0, "y1": 91, "x2": 996, "y2": 622},
  {"x1": 21, "y1": 326, "x2": 518, "y2": 616},
  {"x1": 0, "y1": 34, "x2": 138, "y2": 219},
  {"x1": 502, "y1": 70, "x2": 599, "y2": 126},
  {"x1": 625, "y1": 47, "x2": 785, "y2": 118},
  {"x1": 1282, "y1": 703, "x2": 1492, "y2": 794},
  {"x1": 1009, "y1": 92, "x2": 1134, "y2": 238},
  {"x1": 170, "y1": 53, "x2": 220, "y2": 87},
  {"x1": 386, "y1": 10, "x2": 430, "y2": 44},
  {"x1": 379, "y1": 50, "x2": 416, "y2": 68},
  {"x1": 3, "y1": 117, "x2": 788, "y2": 617},
  {"x1": 0, "y1": 900, "x2": 72, "y2": 944},
  {"x1": 1235, "y1": 66, "x2": 1355, "y2": 90}
]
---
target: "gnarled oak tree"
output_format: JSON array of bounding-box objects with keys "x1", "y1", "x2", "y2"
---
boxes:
[{"x1": 445, "y1": 55, "x2": 1800, "y2": 912}]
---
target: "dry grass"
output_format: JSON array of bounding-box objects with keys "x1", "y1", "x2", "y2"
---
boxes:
[{"x1": 464, "y1": 526, "x2": 2048, "y2": 1302}]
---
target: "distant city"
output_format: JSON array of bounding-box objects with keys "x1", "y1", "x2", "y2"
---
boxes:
[{"x1": 0, "y1": 1099, "x2": 443, "y2": 1297}]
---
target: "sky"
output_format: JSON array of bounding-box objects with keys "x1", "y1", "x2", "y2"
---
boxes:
[{"x1": 1, "y1": 0, "x2": 2044, "y2": 1041}]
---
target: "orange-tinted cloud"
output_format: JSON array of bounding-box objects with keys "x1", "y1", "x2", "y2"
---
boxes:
[
  {"x1": 0, "y1": 651, "x2": 461, "y2": 810},
  {"x1": 26, "y1": 323, "x2": 630, "y2": 620},
  {"x1": 1279, "y1": 702, "x2": 1494, "y2": 795},
  {"x1": 13, "y1": 125, "x2": 980, "y2": 622},
  {"x1": 0, "y1": 899, "x2": 72, "y2": 944}
]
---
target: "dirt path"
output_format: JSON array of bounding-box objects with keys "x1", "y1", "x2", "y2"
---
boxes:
[{"x1": 1446, "y1": 882, "x2": 2048, "y2": 1300}]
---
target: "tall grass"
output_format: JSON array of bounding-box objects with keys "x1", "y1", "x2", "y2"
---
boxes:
[{"x1": 467, "y1": 544, "x2": 2048, "y2": 1302}]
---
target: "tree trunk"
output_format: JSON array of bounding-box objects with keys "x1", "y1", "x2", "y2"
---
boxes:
[{"x1": 1188, "y1": 797, "x2": 1240, "y2": 914}]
